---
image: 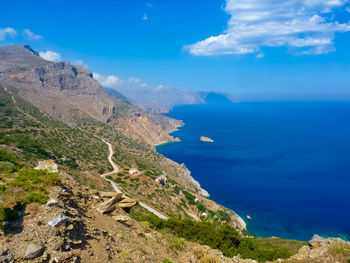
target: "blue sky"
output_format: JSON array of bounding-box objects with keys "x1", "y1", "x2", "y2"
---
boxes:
[{"x1": 1, "y1": 0, "x2": 350, "y2": 100}]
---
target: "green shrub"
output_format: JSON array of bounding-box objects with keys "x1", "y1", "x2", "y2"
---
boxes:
[
  {"x1": 196, "y1": 201, "x2": 206, "y2": 213},
  {"x1": 163, "y1": 259, "x2": 173, "y2": 263},
  {"x1": 216, "y1": 210, "x2": 231, "y2": 223},
  {"x1": 182, "y1": 190, "x2": 196, "y2": 205},
  {"x1": 106, "y1": 175, "x2": 113, "y2": 180},
  {"x1": 0, "y1": 161, "x2": 16, "y2": 173},
  {"x1": 19, "y1": 192, "x2": 48, "y2": 205},
  {"x1": 133, "y1": 215, "x2": 304, "y2": 262},
  {"x1": 173, "y1": 185, "x2": 180, "y2": 195},
  {"x1": 114, "y1": 178, "x2": 123, "y2": 183},
  {"x1": 0, "y1": 148, "x2": 21, "y2": 169},
  {"x1": 0, "y1": 207, "x2": 20, "y2": 230}
]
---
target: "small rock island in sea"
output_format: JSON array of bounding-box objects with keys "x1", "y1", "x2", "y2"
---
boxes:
[{"x1": 200, "y1": 136, "x2": 214, "y2": 143}]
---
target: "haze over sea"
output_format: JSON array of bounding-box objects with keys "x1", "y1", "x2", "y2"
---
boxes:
[{"x1": 157, "y1": 95, "x2": 350, "y2": 241}]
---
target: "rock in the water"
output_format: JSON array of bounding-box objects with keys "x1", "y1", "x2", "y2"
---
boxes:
[
  {"x1": 200, "y1": 136, "x2": 214, "y2": 143},
  {"x1": 246, "y1": 215, "x2": 252, "y2": 220},
  {"x1": 24, "y1": 243, "x2": 43, "y2": 259},
  {"x1": 99, "y1": 192, "x2": 123, "y2": 200},
  {"x1": 118, "y1": 197, "x2": 137, "y2": 208},
  {"x1": 97, "y1": 197, "x2": 118, "y2": 214}
]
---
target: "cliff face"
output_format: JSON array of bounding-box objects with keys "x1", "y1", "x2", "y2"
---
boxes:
[{"x1": 2, "y1": 62, "x2": 116, "y2": 125}]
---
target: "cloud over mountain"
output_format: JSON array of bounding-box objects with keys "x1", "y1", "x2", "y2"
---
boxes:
[
  {"x1": 39, "y1": 50, "x2": 61, "y2": 62},
  {"x1": 0, "y1": 27, "x2": 17, "y2": 40}
]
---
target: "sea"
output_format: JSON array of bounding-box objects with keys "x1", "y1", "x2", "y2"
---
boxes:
[{"x1": 156, "y1": 94, "x2": 350, "y2": 241}]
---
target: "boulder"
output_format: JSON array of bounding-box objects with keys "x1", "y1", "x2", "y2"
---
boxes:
[
  {"x1": 112, "y1": 214, "x2": 131, "y2": 223},
  {"x1": 24, "y1": 243, "x2": 43, "y2": 259},
  {"x1": 118, "y1": 197, "x2": 137, "y2": 208},
  {"x1": 97, "y1": 197, "x2": 118, "y2": 214},
  {"x1": 99, "y1": 192, "x2": 123, "y2": 200}
]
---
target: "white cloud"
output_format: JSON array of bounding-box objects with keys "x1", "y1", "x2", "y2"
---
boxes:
[
  {"x1": 93, "y1": 73, "x2": 122, "y2": 88},
  {"x1": 39, "y1": 50, "x2": 61, "y2": 62},
  {"x1": 23, "y1": 29, "x2": 42, "y2": 40},
  {"x1": 73, "y1": 60, "x2": 88, "y2": 67},
  {"x1": 129, "y1": 77, "x2": 141, "y2": 83},
  {"x1": 188, "y1": 0, "x2": 350, "y2": 56},
  {"x1": 346, "y1": 6, "x2": 350, "y2": 12},
  {"x1": 155, "y1": 85, "x2": 165, "y2": 91},
  {"x1": 256, "y1": 52, "x2": 264, "y2": 59},
  {"x1": 142, "y1": 13, "x2": 148, "y2": 20},
  {"x1": 0, "y1": 27, "x2": 17, "y2": 40}
]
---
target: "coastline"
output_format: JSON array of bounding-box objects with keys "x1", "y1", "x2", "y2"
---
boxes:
[{"x1": 155, "y1": 117, "x2": 247, "y2": 231}]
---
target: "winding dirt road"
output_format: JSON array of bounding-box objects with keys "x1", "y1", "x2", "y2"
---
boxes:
[{"x1": 100, "y1": 137, "x2": 168, "y2": 220}]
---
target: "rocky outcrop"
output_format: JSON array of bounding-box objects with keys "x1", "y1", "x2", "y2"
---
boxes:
[
  {"x1": 285, "y1": 236, "x2": 350, "y2": 263},
  {"x1": 200, "y1": 136, "x2": 214, "y2": 143}
]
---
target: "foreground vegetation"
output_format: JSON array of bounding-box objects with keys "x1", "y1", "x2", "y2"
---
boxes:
[
  {"x1": 0, "y1": 148, "x2": 61, "y2": 230},
  {"x1": 131, "y1": 210, "x2": 307, "y2": 262}
]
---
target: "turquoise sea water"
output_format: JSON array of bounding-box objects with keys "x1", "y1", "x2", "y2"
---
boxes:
[{"x1": 157, "y1": 98, "x2": 350, "y2": 241}]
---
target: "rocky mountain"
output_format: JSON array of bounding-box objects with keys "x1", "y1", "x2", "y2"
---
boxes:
[
  {"x1": 0, "y1": 45, "x2": 50, "y2": 72},
  {"x1": 0, "y1": 45, "x2": 180, "y2": 146}
]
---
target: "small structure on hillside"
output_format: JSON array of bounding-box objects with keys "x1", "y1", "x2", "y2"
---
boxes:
[
  {"x1": 35, "y1": 160, "x2": 58, "y2": 173},
  {"x1": 155, "y1": 172, "x2": 167, "y2": 186}
]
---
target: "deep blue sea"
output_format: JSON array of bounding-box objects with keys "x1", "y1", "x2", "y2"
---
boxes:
[{"x1": 157, "y1": 98, "x2": 350, "y2": 241}]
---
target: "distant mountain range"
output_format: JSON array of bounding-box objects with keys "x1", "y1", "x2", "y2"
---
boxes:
[{"x1": 103, "y1": 86, "x2": 236, "y2": 113}]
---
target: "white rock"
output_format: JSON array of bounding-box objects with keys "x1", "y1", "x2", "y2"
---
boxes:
[{"x1": 48, "y1": 214, "x2": 68, "y2": 227}]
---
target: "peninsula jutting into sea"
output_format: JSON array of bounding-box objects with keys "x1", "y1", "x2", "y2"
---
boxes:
[{"x1": 1, "y1": 0, "x2": 350, "y2": 262}]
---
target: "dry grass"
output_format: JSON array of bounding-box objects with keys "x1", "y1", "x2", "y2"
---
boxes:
[
  {"x1": 193, "y1": 246, "x2": 209, "y2": 259},
  {"x1": 198, "y1": 255, "x2": 221, "y2": 263},
  {"x1": 328, "y1": 240, "x2": 350, "y2": 257}
]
